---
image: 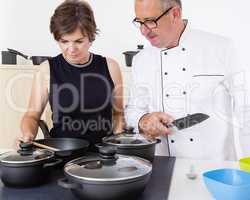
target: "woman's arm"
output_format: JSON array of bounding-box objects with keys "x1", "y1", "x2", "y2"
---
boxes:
[
  {"x1": 19, "y1": 62, "x2": 50, "y2": 144},
  {"x1": 106, "y1": 58, "x2": 125, "y2": 133}
]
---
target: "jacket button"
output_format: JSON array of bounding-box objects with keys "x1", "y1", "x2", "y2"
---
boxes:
[
  {"x1": 183, "y1": 91, "x2": 187, "y2": 95},
  {"x1": 182, "y1": 68, "x2": 186, "y2": 71},
  {"x1": 166, "y1": 94, "x2": 170, "y2": 97},
  {"x1": 171, "y1": 140, "x2": 175, "y2": 143},
  {"x1": 164, "y1": 52, "x2": 168, "y2": 55},
  {"x1": 190, "y1": 138, "x2": 194, "y2": 142},
  {"x1": 182, "y1": 47, "x2": 186, "y2": 51},
  {"x1": 164, "y1": 72, "x2": 168, "y2": 75}
]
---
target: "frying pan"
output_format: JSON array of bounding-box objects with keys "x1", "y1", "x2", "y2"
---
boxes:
[
  {"x1": 34, "y1": 138, "x2": 89, "y2": 157},
  {"x1": 7, "y1": 48, "x2": 51, "y2": 65}
]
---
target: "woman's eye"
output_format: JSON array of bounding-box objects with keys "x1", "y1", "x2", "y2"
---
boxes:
[
  {"x1": 76, "y1": 41, "x2": 84, "y2": 44},
  {"x1": 60, "y1": 40, "x2": 68, "y2": 44}
]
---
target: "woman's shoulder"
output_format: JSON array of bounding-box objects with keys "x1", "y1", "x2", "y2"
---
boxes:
[
  {"x1": 106, "y1": 57, "x2": 122, "y2": 86},
  {"x1": 92, "y1": 53, "x2": 121, "y2": 77}
]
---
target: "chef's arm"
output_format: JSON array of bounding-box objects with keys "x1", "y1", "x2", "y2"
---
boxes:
[
  {"x1": 223, "y1": 40, "x2": 250, "y2": 158},
  {"x1": 230, "y1": 71, "x2": 250, "y2": 158}
]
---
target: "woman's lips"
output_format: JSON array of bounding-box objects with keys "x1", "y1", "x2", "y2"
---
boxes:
[{"x1": 69, "y1": 54, "x2": 78, "y2": 58}]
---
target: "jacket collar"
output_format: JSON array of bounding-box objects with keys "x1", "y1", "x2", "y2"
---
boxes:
[{"x1": 159, "y1": 19, "x2": 190, "y2": 52}]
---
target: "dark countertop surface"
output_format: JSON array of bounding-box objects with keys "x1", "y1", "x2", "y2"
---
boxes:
[{"x1": 0, "y1": 156, "x2": 175, "y2": 200}]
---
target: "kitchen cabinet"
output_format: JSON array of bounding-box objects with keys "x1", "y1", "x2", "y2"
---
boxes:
[{"x1": 0, "y1": 65, "x2": 46, "y2": 148}]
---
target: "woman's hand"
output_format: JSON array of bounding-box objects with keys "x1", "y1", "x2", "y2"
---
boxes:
[{"x1": 14, "y1": 134, "x2": 34, "y2": 150}]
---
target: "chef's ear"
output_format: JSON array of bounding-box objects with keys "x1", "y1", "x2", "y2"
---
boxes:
[{"x1": 171, "y1": 6, "x2": 182, "y2": 20}]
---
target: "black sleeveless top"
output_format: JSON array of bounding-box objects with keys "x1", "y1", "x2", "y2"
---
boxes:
[{"x1": 48, "y1": 54, "x2": 114, "y2": 149}]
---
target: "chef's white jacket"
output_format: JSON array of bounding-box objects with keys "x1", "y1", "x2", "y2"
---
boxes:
[{"x1": 125, "y1": 23, "x2": 249, "y2": 161}]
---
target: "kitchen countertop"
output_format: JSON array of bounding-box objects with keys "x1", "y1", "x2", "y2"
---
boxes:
[
  {"x1": 0, "y1": 64, "x2": 37, "y2": 70},
  {"x1": 0, "y1": 149, "x2": 239, "y2": 200},
  {"x1": 168, "y1": 158, "x2": 239, "y2": 200}
]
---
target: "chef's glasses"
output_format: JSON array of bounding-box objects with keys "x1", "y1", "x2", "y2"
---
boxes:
[{"x1": 133, "y1": 7, "x2": 173, "y2": 29}]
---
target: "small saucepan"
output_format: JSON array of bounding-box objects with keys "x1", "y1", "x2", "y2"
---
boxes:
[
  {"x1": 0, "y1": 147, "x2": 61, "y2": 187},
  {"x1": 7, "y1": 48, "x2": 51, "y2": 65},
  {"x1": 96, "y1": 128, "x2": 161, "y2": 162}
]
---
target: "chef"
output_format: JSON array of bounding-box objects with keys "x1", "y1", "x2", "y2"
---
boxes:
[{"x1": 125, "y1": 0, "x2": 247, "y2": 160}]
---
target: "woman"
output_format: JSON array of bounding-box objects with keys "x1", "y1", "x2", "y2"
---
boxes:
[{"x1": 17, "y1": 0, "x2": 124, "y2": 150}]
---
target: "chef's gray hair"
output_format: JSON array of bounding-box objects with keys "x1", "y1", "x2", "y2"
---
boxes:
[{"x1": 160, "y1": 0, "x2": 182, "y2": 10}]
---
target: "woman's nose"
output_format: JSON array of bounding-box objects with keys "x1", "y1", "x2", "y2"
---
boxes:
[{"x1": 68, "y1": 43, "x2": 77, "y2": 52}]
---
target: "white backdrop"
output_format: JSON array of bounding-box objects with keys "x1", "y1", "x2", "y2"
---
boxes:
[{"x1": 0, "y1": 0, "x2": 249, "y2": 67}]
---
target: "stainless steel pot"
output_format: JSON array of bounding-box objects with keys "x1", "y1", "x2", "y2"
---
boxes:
[
  {"x1": 0, "y1": 147, "x2": 61, "y2": 187},
  {"x1": 58, "y1": 146, "x2": 152, "y2": 200}
]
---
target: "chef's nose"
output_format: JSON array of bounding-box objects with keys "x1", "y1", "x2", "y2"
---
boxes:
[{"x1": 140, "y1": 24, "x2": 151, "y2": 36}]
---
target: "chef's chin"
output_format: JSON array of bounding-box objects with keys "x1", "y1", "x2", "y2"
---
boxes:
[{"x1": 150, "y1": 41, "x2": 162, "y2": 48}]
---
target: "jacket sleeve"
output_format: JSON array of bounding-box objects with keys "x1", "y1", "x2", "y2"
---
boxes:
[
  {"x1": 223, "y1": 39, "x2": 250, "y2": 158},
  {"x1": 124, "y1": 54, "x2": 151, "y2": 133}
]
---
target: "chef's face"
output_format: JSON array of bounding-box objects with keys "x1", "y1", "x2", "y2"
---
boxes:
[
  {"x1": 134, "y1": 0, "x2": 180, "y2": 48},
  {"x1": 58, "y1": 28, "x2": 91, "y2": 64}
]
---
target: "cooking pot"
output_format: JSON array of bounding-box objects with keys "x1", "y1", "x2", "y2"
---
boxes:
[
  {"x1": 7, "y1": 48, "x2": 51, "y2": 65},
  {"x1": 0, "y1": 145, "x2": 61, "y2": 187},
  {"x1": 58, "y1": 146, "x2": 152, "y2": 200},
  {"x1": 1, "y1": 51, "x2": 17, "y2": 64},
  {"x1": 97, "y1": 128, "x2": 161, "y2": 162},
  {"x1": 123, "y1": 51, "x2": 139, "y2": 66}
]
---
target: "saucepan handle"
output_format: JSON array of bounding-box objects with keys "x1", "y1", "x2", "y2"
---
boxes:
[
  {"x1": 7, "y1": 48, "x2": 29, "y2": 59},
  {"x1": 58, "y1": 178, "x2": 82, "y2": 189},
  {"x1": 43, "y1": 158, "x2": 62, "y2": 168}
]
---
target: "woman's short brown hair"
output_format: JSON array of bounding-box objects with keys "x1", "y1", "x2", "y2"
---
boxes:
[{"x1": 50, "y1": 0, "x2": 98, "y2": 42}]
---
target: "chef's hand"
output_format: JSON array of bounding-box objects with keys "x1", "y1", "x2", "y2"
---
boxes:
[
  {"x1": 138, "y1": 112, "x2": 174, "y2": 139},
  {"x1": 14, "y1": 135, "x2": 34, "y2": 150}
]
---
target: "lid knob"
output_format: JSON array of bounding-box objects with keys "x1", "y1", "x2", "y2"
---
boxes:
[
  {"x1": 99, "y1": 146, "x2": 118, "y2": 165},
  {"x1": 137, "y1": 44, "x2": 144, "y2": 50},
  {"x1": 124, "y1": 126, "x2": 136, "y2": 135},
  {"x1": 18, "y1": 142, "x2": 34, "y2": 156}
]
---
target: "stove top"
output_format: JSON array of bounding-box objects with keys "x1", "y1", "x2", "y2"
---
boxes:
[{"x1": 0, "y1": 156, "x2": 175, "y2": 200}]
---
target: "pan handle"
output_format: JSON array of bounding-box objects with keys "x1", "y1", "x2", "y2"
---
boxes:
[
  {"x1": 58, "y1": 178, "x2": 82, "y2": 189},
  {"x1": 38, "y1": 120, "x2": 51, "y2": 138},
  {"x1": 43, "y1": 158, "x2": 62, "y2": 168},
  {"x1": 7, "y1": 48, "x2": 29, "y2": 59}
]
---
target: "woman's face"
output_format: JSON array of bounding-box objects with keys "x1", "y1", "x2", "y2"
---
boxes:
[{"x1": 58, "y1": 28, "x2": 91, "y2": 64}]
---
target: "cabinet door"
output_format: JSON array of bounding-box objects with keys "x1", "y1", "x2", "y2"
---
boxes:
[{"x1": 0, "y1": 67, "x2": 45, "y2": 148}]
